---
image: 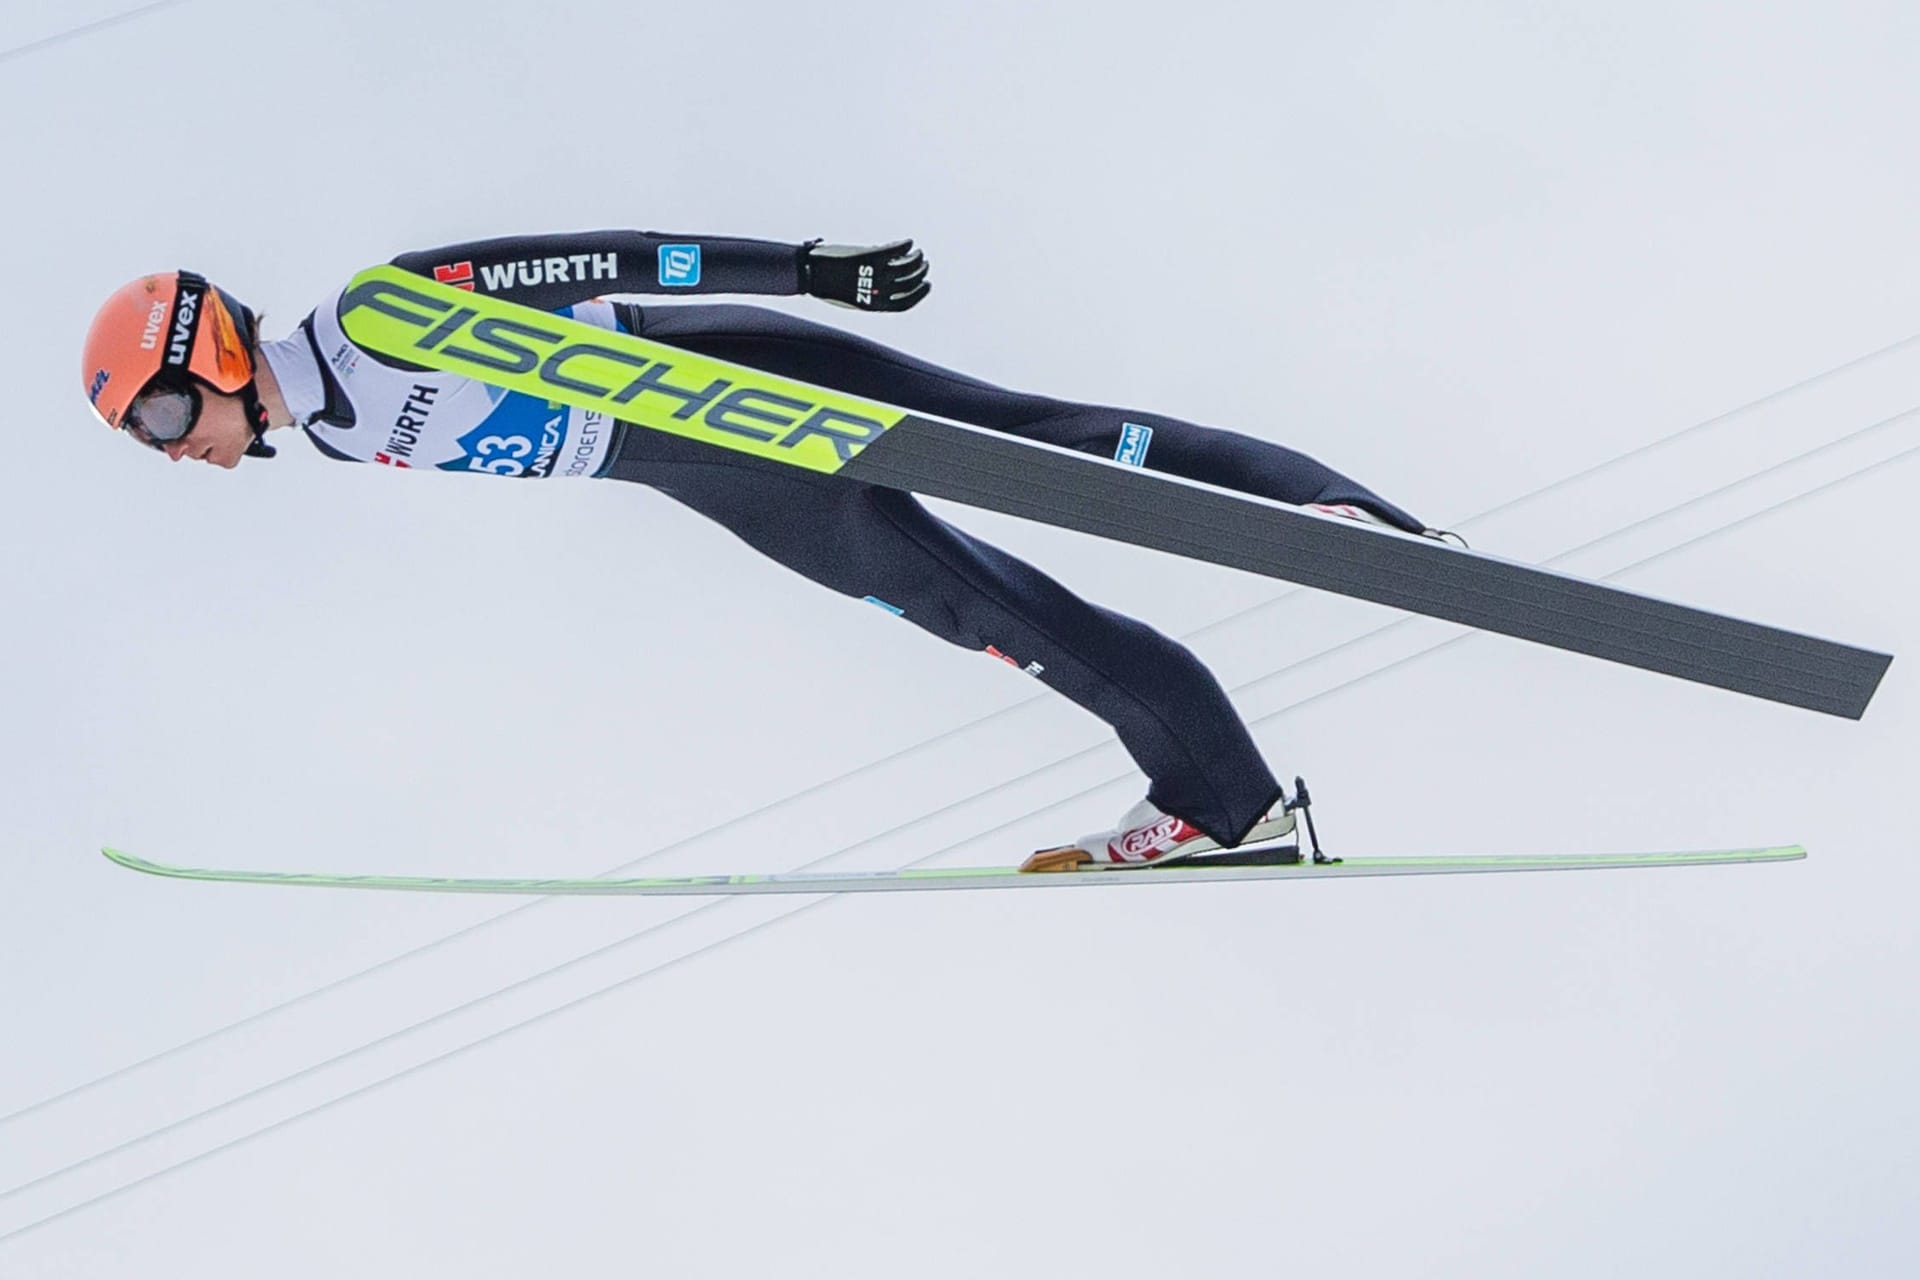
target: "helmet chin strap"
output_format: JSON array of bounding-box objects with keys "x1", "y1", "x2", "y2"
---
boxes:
[
  {"x1": 217, "y1": 284, "x2": 277, "y2": 460},
  {"x1": 239, "y1": 380, "x2": 276, "y2": 459}
]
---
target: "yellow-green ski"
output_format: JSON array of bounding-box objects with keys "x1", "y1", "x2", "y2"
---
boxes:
[{"x1": 101, "y1": 845, "x2": 1806, "y2": 897}]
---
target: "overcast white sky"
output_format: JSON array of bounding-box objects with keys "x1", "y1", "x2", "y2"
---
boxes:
[{"x1": 2, "y1": 1, "x2": 1916, "y2": 1275}]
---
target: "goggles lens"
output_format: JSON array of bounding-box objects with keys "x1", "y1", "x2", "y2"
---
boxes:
[{"x1": 125, "y1": 384, "x2": 200, "y2": 450}]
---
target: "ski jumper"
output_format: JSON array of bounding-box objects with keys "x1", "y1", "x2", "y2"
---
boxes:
[{"x1": 257, "y1": 231, "x2": 1427, "y2": 847}]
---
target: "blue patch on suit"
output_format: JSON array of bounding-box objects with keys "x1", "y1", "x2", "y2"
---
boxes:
[{"x1": 658, "y1": 244, "x2": 702, "y2": 287}]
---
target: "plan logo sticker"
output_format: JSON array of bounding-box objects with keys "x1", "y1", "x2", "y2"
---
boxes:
[
  {"x1": 1114, "y1": 422, "x2": 1153, "y2": 467},
  {"x1": 329, "y1": 342, "x2": 360, "y2": 379},
  {"x1": 658, "y1": 244, "x2": 702, "y2": 287}
]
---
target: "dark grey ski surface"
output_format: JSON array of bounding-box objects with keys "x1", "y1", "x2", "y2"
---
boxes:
[{"x1": 844, "y1": 416, "x2": 1890, "y2": 719}]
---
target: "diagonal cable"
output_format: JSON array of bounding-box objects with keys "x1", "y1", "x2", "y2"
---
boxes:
[
  {"x1": 9, "y1": 328, "x2": 1913, "y2": 1133},
  {"x1": 0, "y1": 0, "x2": 189, "y2": 67},
  {"x1": 2, "y1": 421, "x2": 1913, "y2": 1246},
  {"x1": 4, "y1": 431, "x2": 1913, "y2": 1249},
  {"x1": 1441, "y1": 329, "x2": 1920, "y2": 530}
]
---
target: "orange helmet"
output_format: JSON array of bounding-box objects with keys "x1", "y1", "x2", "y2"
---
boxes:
[{"x1": 80, "y1": 270, "x2": 274, "y2": 456}]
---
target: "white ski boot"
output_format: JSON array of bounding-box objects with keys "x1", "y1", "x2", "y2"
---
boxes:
[
  {"x1": 1305, "y1": 501, "x2": 1389, "y2": 526},
  {"x1": 1306, "y1": 501, "x2": 1468, "y2": 548},
  {"x1": 1020, "y1": 796, "x2": 1297, "y2": 872}
]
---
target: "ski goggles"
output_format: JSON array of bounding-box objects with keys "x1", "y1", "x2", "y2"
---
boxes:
[{"x1": 122, "y1": 382, "x2": 204, "y2": 451}]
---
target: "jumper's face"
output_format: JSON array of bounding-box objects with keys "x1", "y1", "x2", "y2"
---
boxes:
[{"x1": 148, "y1": 387, "x2": 254, "y2": 469}]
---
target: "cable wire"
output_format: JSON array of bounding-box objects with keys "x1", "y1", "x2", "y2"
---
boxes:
[
  {"x1": 8, "y1": 325, "x2": 1912, "y2": 1135},
  {"x1": 4, "y1": 424, "x2": 1913, "y2": 1247},
  {"x1": 0, "y1": 0, "x2": 189, "y2": 67}
]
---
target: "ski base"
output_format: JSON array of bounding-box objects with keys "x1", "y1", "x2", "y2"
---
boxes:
[{"x1": 101, "y1": 844, "x2": 1805, "y2": 898}]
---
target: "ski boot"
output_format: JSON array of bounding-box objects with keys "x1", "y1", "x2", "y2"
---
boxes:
[
  {"x1": 1020, "y1": 795, "x2": 1298, "y2": 873},
  {"x1": 1306, "y1": 501, "x2": 1468, "y2": 548}
]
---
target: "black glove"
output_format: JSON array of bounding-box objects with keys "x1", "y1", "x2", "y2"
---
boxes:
[{"x1": 800, "y1": 239, "x2": 930, "y2": 311}]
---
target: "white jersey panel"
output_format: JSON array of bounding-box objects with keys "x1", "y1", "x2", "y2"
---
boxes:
[{"x1": 301, "y1": 288, "x2": 620, "y2": 479}]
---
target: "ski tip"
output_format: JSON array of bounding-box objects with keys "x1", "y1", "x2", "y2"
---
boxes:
[{"x1": 101, "y1": 847, "x2": 164, "y2": 875}]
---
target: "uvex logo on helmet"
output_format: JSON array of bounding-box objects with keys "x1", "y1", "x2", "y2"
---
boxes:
[
  {"x1": 138, "y1": 299, "x2": 166, "y2": 351},
  {"x1": 165, "y1": 284, "x2": 203, "y2": 369}
]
